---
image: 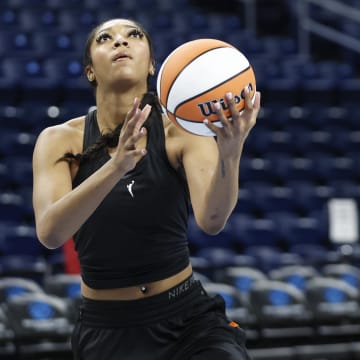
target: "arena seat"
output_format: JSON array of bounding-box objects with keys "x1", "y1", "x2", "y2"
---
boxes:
[
  {"x1": 321, "y1": 263, "x2": 360, "y2": 290},
  {"x1": 0, "y1": 305, "x2": 16, "y2": 359},
  {"x1": 305, "y1": 277, "x2": 360, "y2": 326},
  {"x1": 249, "y1": 279, "x2": 313, "y2": 346},
  {"x1": 0, "y1": 256, "x2": 48, "y2": 284},
  {"x1": 0, "y1": 277, "x2": 44, "y2": 303},
  {"x1": 220, "y1": 266, "x2": 267, "y2": 304},
  {"x1": 43, "y1": 274, "x2": 81, "y2": 323},
  {"x1": 268, "y1": 265, "x2": 319, "y2": 291},
  {"x1": 0, "y1": 192, "x2": 26, "y2": 223},
  {"x1": 294, "y1": 343, "x2": 352, "y2": 360},
  {"x1": 248, "y1": 346, "x2": 295, "y2": 360},
  {"x1": 202, "y1": 282, "x2": 257, "y2": 330},
  {"x1": 244, "y1": 246, "x2": 301, "y2": 273},
  {"x1": 5, "y1": 157, "x2": 33, "y2": 187},
  {"x1": 232, "y1": 217, "x2": 281, "y2": 249},
  {"x1": 0, "y1": 130, "x2": 36, "y2": 158},
  {"x1": 5, "y1": 292, "x2": 73, "y2": 358},
  {"x1": 1, "y1": 225, "x2": 42, "y2": 257}
]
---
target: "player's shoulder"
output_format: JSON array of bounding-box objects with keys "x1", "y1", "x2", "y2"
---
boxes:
[
  {"x1": 37, "y1": 115, "x2": 85, "y2": 142},
  {"x1": 34, "y1": 116, "x2": 86, "y2": 157}
]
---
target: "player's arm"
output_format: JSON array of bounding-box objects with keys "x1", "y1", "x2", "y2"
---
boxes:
[
  {"x1": 33, "y1": 101, "x2": 151, "y2": 249},
  {"x1": 32, "y1": 124, "x2": 122, "y2": 249},
  {"x1": 181, "y1": 89, "x2": 260, "y2": 234},
  {"x1": 182, "y1": 134, "x2": 241, "y2": 234}
]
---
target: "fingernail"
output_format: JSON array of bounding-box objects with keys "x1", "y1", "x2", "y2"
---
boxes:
[
  {"x1": 133, "y1": 97, "x2": 138, "y2": 104},
  {"x1": 244, "y1": 86, "x2": 250, "y2": 94},
  {"x1": 226, "y1": 92, "x2": 233, "y2": 100},
  {"x1": 214, "y1": 102, "x2": 220, "y2": 111},
  {"x1": 203, "y1": 119, "x2": 209, "y2": 124}
]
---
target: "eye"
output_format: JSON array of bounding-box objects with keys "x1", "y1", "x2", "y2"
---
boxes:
[
  {"x1": 95, "y1": 32, "x2": 112, "y2": 43},
  {"x1": 128, "y1": 29, "x2": 144, "y2": 39}
]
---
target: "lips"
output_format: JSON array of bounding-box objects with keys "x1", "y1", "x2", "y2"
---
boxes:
[{"x1": 112, "y1": 52, "x2": 131, "y2": 62}]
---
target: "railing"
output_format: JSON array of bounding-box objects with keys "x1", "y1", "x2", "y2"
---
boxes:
[{"x1": 297, "y1": 0, "x2": 360, "y2": 59}]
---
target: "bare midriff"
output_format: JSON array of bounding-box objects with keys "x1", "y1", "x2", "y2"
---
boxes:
[{"x1": 81, "y1": 263, "x2": 193, "y2": 300}]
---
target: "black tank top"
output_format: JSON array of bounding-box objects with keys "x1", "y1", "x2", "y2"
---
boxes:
[{"x1": 72, "y1": 99, "x2": 190, "y2": 289}]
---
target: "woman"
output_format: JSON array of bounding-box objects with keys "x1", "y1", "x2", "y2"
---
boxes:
[{"x1": 32, "y1": 18, "x2": 260, "y2": 360}]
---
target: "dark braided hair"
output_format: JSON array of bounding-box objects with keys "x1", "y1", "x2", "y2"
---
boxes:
[
  {"x1": 58, "y1": 92, "x2": 161, "y2": 165},
  {"x1": 58, "y1": 18, "x2": 158, "y2": 165}
]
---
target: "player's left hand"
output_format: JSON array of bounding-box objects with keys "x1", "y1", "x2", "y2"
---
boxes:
[{"x1": 203, "y1": 88, "x2": 261, "y2": 159}]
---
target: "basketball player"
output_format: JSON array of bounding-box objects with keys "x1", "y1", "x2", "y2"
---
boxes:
[{"x1": 32, "y1": 18, "x2": 260, "y2": 359}]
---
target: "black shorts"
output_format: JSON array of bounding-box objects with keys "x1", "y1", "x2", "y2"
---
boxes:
[{"x1": 71, "y1": 275, "x2": 251, "y2": 360}]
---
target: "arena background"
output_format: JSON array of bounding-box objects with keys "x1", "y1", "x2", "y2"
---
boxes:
[{"x1": 0, "y1": 0, "x2": 359, "y2": 359}]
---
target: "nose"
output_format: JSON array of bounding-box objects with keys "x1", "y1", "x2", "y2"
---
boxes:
[{"x1": 113, "y1": 37, "x2": 128, "y2": 48}]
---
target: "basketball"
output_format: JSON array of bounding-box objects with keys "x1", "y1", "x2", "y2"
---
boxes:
[{"x1": 156, "y1": 38, "x2": 256, "y2": 136}]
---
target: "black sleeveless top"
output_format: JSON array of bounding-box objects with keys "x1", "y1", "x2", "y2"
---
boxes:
[{"x1": 72, "y1": 99, "x2": 191, "y2": 289}]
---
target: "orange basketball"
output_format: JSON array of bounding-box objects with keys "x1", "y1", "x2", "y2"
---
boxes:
[{"x1": 156, "y1": 38, "x2": 256, "y2": 136}]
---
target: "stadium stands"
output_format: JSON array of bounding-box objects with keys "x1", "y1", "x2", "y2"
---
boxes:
[{"x1": 0, "y1": 0, "x2": 359, "y2": 358}]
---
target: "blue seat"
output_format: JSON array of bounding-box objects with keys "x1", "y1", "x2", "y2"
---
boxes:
[
  {"x1": 0, "y1": 130, "x2": 36, "y2": 157},
  {"x1": 289, "y1": 243, "x2": 340, "y2": 267},
  {"x1": 321, "y1": 264, "x2": 360, "y2": 290},
  {"x1": 244, "y1": 245, "x2": 300, "y2": 273},
  {"x1": 43, "y1": 274, "x2": 81, "y2": 321},
  {"x1": 187, "y1": 214, "x2": 234, "y2": 251},
  {"x1": 33, "y1": 31, "x2": 80, "y2": 57},
  {"x1": 43, "y1": 274, "x2": 81, "y2": 300},
  {"x1": 221, "y1": 266, "x2": 267, "y2": 304},
  {"x1": 272, "y1": 154, "x2": 316, "y2": 182},
  {"x1": 6, "y1": 57, "x2": 60, "y2": 102},
  {"x1": 0, "y1": 256, "x2": 48, "y2": 284},
  {"x1": 0, "y1": 192, "x2": 26, "y2": 223},
  {"x1": 233, "y1": 217, "x2": 281, "y2": 248},
  {"x1": 5, "y1": 292, "x2": 73, "y2": 357},
  {"x1": 247, "y1": 183, "x2": 297, "y2": 214},
  {"x1": 313, "y1": 153, "x2": 355, "y2": 182},
  {"x1": 203, "y1": 282, "x2": 256, "y2": 327},
  {"x1": 269, "y1": 265, "x2": 319, "y2": 291},
  {"x1": 0, "y1": 162, "x2": 11, "y2": 189},
  {"x1": 19, "y1": 8, "x2": 61, "y2": 31},
  {"x1": 278, "y1": 215, "x2": 326, "y2": 248},
  {"x1": 330, "y1": 180, "x2": 360, "y2": 202},
  {"x1": 0, "y1": 8, "x2": 20, "y2": 31},
  {"x1": 249, "y1": 279, "x2": 312, "y2": 330},
  {"x1": 305, "y1": 277, "x2": 360, "y2": 325},
  {"x1": 288, "y1": 181, "x2": 334, "y2": 214},
  {"x1": 2, "y1": 225, "x2": 43, "y2": 257},
  {"x1": 0, "y1": 277, "x2": 44, "y2": 302},
  {"x1": 0, "y1": 58, "x2": 20, "y2": 104},
  {"x1": 0, "y1": 30, "x2": 41, "y2": 58},
  {"x1": 5, "y1": 157, "x2": 33, "y2": 187},
  {"x1": 58, "y1": 9, "x2": 98, "y2": 32}
]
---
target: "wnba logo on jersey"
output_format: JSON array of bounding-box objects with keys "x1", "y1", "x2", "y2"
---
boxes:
[{"x1": 126, "y1": 180, "x2": 135, "y2": 198}]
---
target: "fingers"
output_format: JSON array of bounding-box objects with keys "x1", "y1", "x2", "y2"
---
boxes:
[
  {"x1": 121, "y1": 99, "x2": 151, "y2": 155},
  {"x1": 203, "y1": 87, "x2": 261, "y2": 135},
  {"x1": 124, "y1": 100, "x2": 152, "y2": 136}
]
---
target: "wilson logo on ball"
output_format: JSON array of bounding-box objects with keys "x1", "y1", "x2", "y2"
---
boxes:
[{"x1": 197, "y1": 83, "x2": 255, "y2": 117}]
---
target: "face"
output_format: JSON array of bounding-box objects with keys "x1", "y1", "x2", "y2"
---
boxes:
[{"x1": 85, "y1": 19, "x2": 155, "y2": 90}]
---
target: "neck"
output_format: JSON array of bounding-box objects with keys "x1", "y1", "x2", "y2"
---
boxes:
[{"x1": 95, "y1": 87, "x2": 147, "y2": 133}]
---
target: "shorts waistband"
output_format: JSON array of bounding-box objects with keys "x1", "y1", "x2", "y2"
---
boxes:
[{"x1": 79, "y1": 274, "x2": 203, "y2": 327}]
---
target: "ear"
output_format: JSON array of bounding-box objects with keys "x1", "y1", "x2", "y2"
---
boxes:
[
  {"x1": 85, "y1": 65, "x2": 95, "y2": 82},
  {"x1": 149, "y1": 63, "x2": 155, "y2": 76}
]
